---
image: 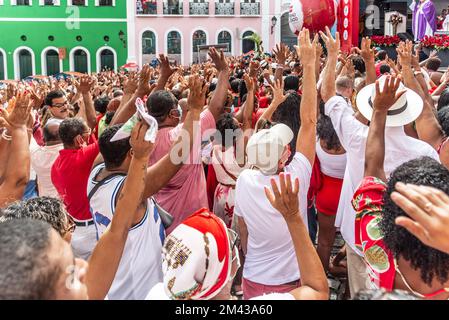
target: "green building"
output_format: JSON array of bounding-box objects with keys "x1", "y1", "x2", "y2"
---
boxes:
[{"x1": 0, "y1": 0, "x2": 128, "y2": 80}]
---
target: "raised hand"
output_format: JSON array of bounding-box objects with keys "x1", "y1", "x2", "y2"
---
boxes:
[
  {"x1": 359, "y1": 37, "x2": 376, "y2": 63},
  {"x1": 187, "y1": 74, "x2": 209, "y2": 112},
  {"x1": 318, "y1": 26, "x2": 340, "y2": 57},
  {"x1": 136, "y1": 65, "x2": 156, "y2": 97},
  {"x1": 392, "y1": 183, "x2": 449, "y2": 255},
  {"x1": 264, "y1": 172, "x2": 301, "y2": 223},
  {"x1": 0, "y1": 91, "x2": 32, "y2": 128},
  {"x1": 295, "y1": 28, "x2": 318, "y2": 64},
  {"x1": 76, "y1": 76, "x2": 95, "y2": 94},
  {"x1": 373, "y1": 76, "x2": 406, "y2": 112},
  {"x1": 158, "y1": 54, "x2": 178, "y2": 79},
  {"x1": 273, "y1": 43, "x2": 290, "y2": 66},
  {"x1": 397, "y1": 40, "x2": 414, "y2": 68},
  {"x1": 243, "y1": 73, "x2": 255, "y2": 93},
  {"x1": 29, "y1": 88, "x2": 44, "y2": 110},
  {"x1": 248, "y1": 60, "x2": 260, "y2": 78},
  {"x1": 123, "y1": 72, "x2": 138, "y2": 95},
  {"x1": 208, "y1": 47, "x2": 228, "y2": 72},
  {"x1": 130, "y1": 121, "x2": 153, "y2": 160},
  {"x1": 270, "y1": 78, "x2": 287, "y2": 105}
]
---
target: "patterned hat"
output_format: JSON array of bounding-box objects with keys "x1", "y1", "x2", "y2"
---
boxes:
[{"x1": 162, "y1": 208, "x2": 232, "y2": 300}]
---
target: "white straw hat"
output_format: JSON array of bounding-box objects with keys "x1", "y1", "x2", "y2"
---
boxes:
[{"x1": 356, "y1": 75, "x2": 423, "y2": 127}]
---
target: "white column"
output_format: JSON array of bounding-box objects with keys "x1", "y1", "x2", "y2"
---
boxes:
[
  {"x1": 126, "y1": 0, "x2": 137, "y2": 63},
  {"x1": 274, "y1": 0, "x2": 284, "y2": 45},
  {"x1": 261, "y1": 0, "x2": 270, "y2": 52}
]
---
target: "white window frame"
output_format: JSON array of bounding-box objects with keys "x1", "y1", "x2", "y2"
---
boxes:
[
  {"x1": 139, "y1": 28, "x2": 158, "y2": 67},
  {"x1": 0, "y1": 48, "x2": 8, "y2": 80},
  {"x1": 190, "y1": 28, "x2": 208, "y2": 62},
  {"x1": 13, "y1": 46, "x2": 36, "y2": 80},
  {"x1": 11, "y1": 0, "x2": 33, "y2": 5},
  {"x1": 164, "y1": 28, "x2": 184, "y2": 65},
  {"x1": 69, "y1": 46, "x2": 91, "y2": 73},
  {"x1": 39, "y1": 0, "x2": 60, "y2": 5},
  {"x1": 68, "y1": 0, "x2": 88, "y2": 6},
  {"x1": 96, "y1": 46, "x2": 117, "y2": 73},
  {"x1": 95, "y1": 0, "x2": 115, "y2": 6},
  {"x1": 41, "y1": 46, "x2": 63, "y2": 76},
  {"x1": 216, "y1": 28, "x2": 234, "y2": 55}
]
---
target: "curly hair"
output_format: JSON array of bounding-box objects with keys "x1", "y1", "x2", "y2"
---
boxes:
[
  {"x1": 215, "y1": 113, "x2": 240, "y2": 148},
  {"x1": 438, "y1": 106, "x2": 449, "y2": 137},
  {"x1": 0, "y1": 220, "x2": 62, "y2": 300},
  {"x1": 317, "y1": 101, "x2": 343, "y2": 150},
  {"x1": 380, "y1": 157, "x2": 449, "y2": 286},
  {"x1": 0, "y1": 197, "x2": 72, "y2": 237},
  {"x1": 437, "y1": 88, "x2": 449, "y2": 111},
  {"x1": 272, "y1": 91, "x2": 301, "y2": 163}
]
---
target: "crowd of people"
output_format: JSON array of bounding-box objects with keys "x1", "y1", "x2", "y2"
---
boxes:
[{"x1": 1, "y1": 26, "x2": 449, "y2": 300}]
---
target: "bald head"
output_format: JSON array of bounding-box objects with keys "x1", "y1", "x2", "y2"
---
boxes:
[{"x1": 43, "y1": 121, "x2": 61, "y2": 145}]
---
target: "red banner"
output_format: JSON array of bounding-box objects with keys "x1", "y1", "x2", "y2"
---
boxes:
[
  {"x1": 58, "y1": 48, "x2": 67, "y2": 60},
  {"x1": 337, "y1": 0, "x2": 358, "y2": 53}
]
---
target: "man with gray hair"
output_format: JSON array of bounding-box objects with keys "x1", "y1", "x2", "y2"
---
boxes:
[{"x1": 30, "y1": 120, "x2": 63, "y2": 198}]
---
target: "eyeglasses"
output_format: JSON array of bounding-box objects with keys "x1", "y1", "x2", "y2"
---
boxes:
[{"x1": 52, "y1": 101, "x2": 69, "y2": 108}]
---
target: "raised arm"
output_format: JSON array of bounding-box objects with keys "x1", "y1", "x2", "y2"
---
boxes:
[
  {"x1": 208, "y1": 48, "x2": 230, "y2": 121},
  {"x1": 398, "y1": 41, "x2": 444, "y2": 149},
  {"x1": 295, "y1": 29, "x2": 318, "y2": 165},
  {"x1": 111, "y1": 66, "x2": 155, "y2": 126},
  {"x1": 273, "y1": 43, "x2": 290, "y2": 83},
  {"x1": 142, "y1": 75, "x2": 208, "y2": 199},
  {"x1": 255, "y1": 78, "x2": 287, "y2": 131},
  {"x1": 153, "y1": 54, "x2": 178, "y2": 92},
  {"x1": 358, "y1": 38, "x2": 377, "y2": 86},
  {"x1": 265, "y1": 173, "x2": 328, "y2": 300},
  {"x1": 364, "y1": 76, "x2": 405, "y2": 181},
  {"x1": 86, "y1": 121, "x2": 152, "y2": 300},
  {"x1": 0, "y1": 93, "x2": 32, "y2": 208},
  {"x1": 320, "y1": 27, "x2": 339, "y2": 103},
  {"x1": 76, "y1": 76, "x2": 97, "y2": 130}
]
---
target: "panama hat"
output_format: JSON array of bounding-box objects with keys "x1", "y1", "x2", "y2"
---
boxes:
[{"x1": 356, "y1": 75, "x2": 423, "y2": 127}]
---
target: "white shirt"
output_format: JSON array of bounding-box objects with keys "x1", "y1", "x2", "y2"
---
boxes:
[
  {"x1": 87, "y1": 163, "x2": 164, "y2": 300},
  {"x1": 316, "y1": 139, "x2": 347, "y2": 179},
  {"x1": 30, "y1": 143, "x2": 63, "y2": 198},
  {"x1": 325, "y1": 96, "x2": 440, "y2": 254},
  {"x1": 234, "y1": 152, "x2": 311, "y2": 285}
]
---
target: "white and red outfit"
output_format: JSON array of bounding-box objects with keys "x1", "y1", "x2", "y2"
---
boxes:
[
  {"x1": 315, "y1": 140, "x2": 347, "y2": 216},
  {"x1": 211, "y1": 145, "x2": 249, "y2": 229}
]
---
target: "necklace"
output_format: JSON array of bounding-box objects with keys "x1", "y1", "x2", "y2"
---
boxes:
[{"x1": 394, "y1": 259, "x2": 449, "y2": 299}]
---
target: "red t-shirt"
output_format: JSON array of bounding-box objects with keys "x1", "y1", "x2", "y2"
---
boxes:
[{"x1": 51, "y1": 142, "x2": 100, "y2": 221}]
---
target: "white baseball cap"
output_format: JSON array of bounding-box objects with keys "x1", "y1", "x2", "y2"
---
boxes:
[{"x1": 246, "y1": 124, "x2": 294, "y2": 175}]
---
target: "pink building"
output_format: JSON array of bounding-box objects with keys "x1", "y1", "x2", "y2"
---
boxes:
[{"x1": 126, "y1": 0, "x2": 299, "y2": 66}]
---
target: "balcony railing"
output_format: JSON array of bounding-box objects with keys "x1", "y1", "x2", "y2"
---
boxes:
[
  {"x1": 215, "y1": 2, "x2": 234, "y2": 15},
  {"x1": 240, "y1": 2, "x2": 260, "y2": 16},
  {"x1": 136, "y1": 1, "x2": 157, "y2": 15},
  {"x1": 163, "y1": 2, "x2": 183, "y2": 15},
  {"x1": 189, "y1": 2, "x2": 209, "y2": 15}
]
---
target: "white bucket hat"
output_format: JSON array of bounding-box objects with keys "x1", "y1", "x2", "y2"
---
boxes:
[
  {"x1": 356, "y1": 75, "x2": 423, "y2": 127},
  {"x1": 246, "y1": 124, "x2": 294, "y2": 175}
]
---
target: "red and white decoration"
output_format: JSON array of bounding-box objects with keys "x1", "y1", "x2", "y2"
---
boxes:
[{"x1": 288, "y1": 0, "x2": 337, "y2": 35}]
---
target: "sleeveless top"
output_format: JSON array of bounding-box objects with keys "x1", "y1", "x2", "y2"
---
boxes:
[{"x1": 316, "y1": 140, "x2": 347, "y2": 179}]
